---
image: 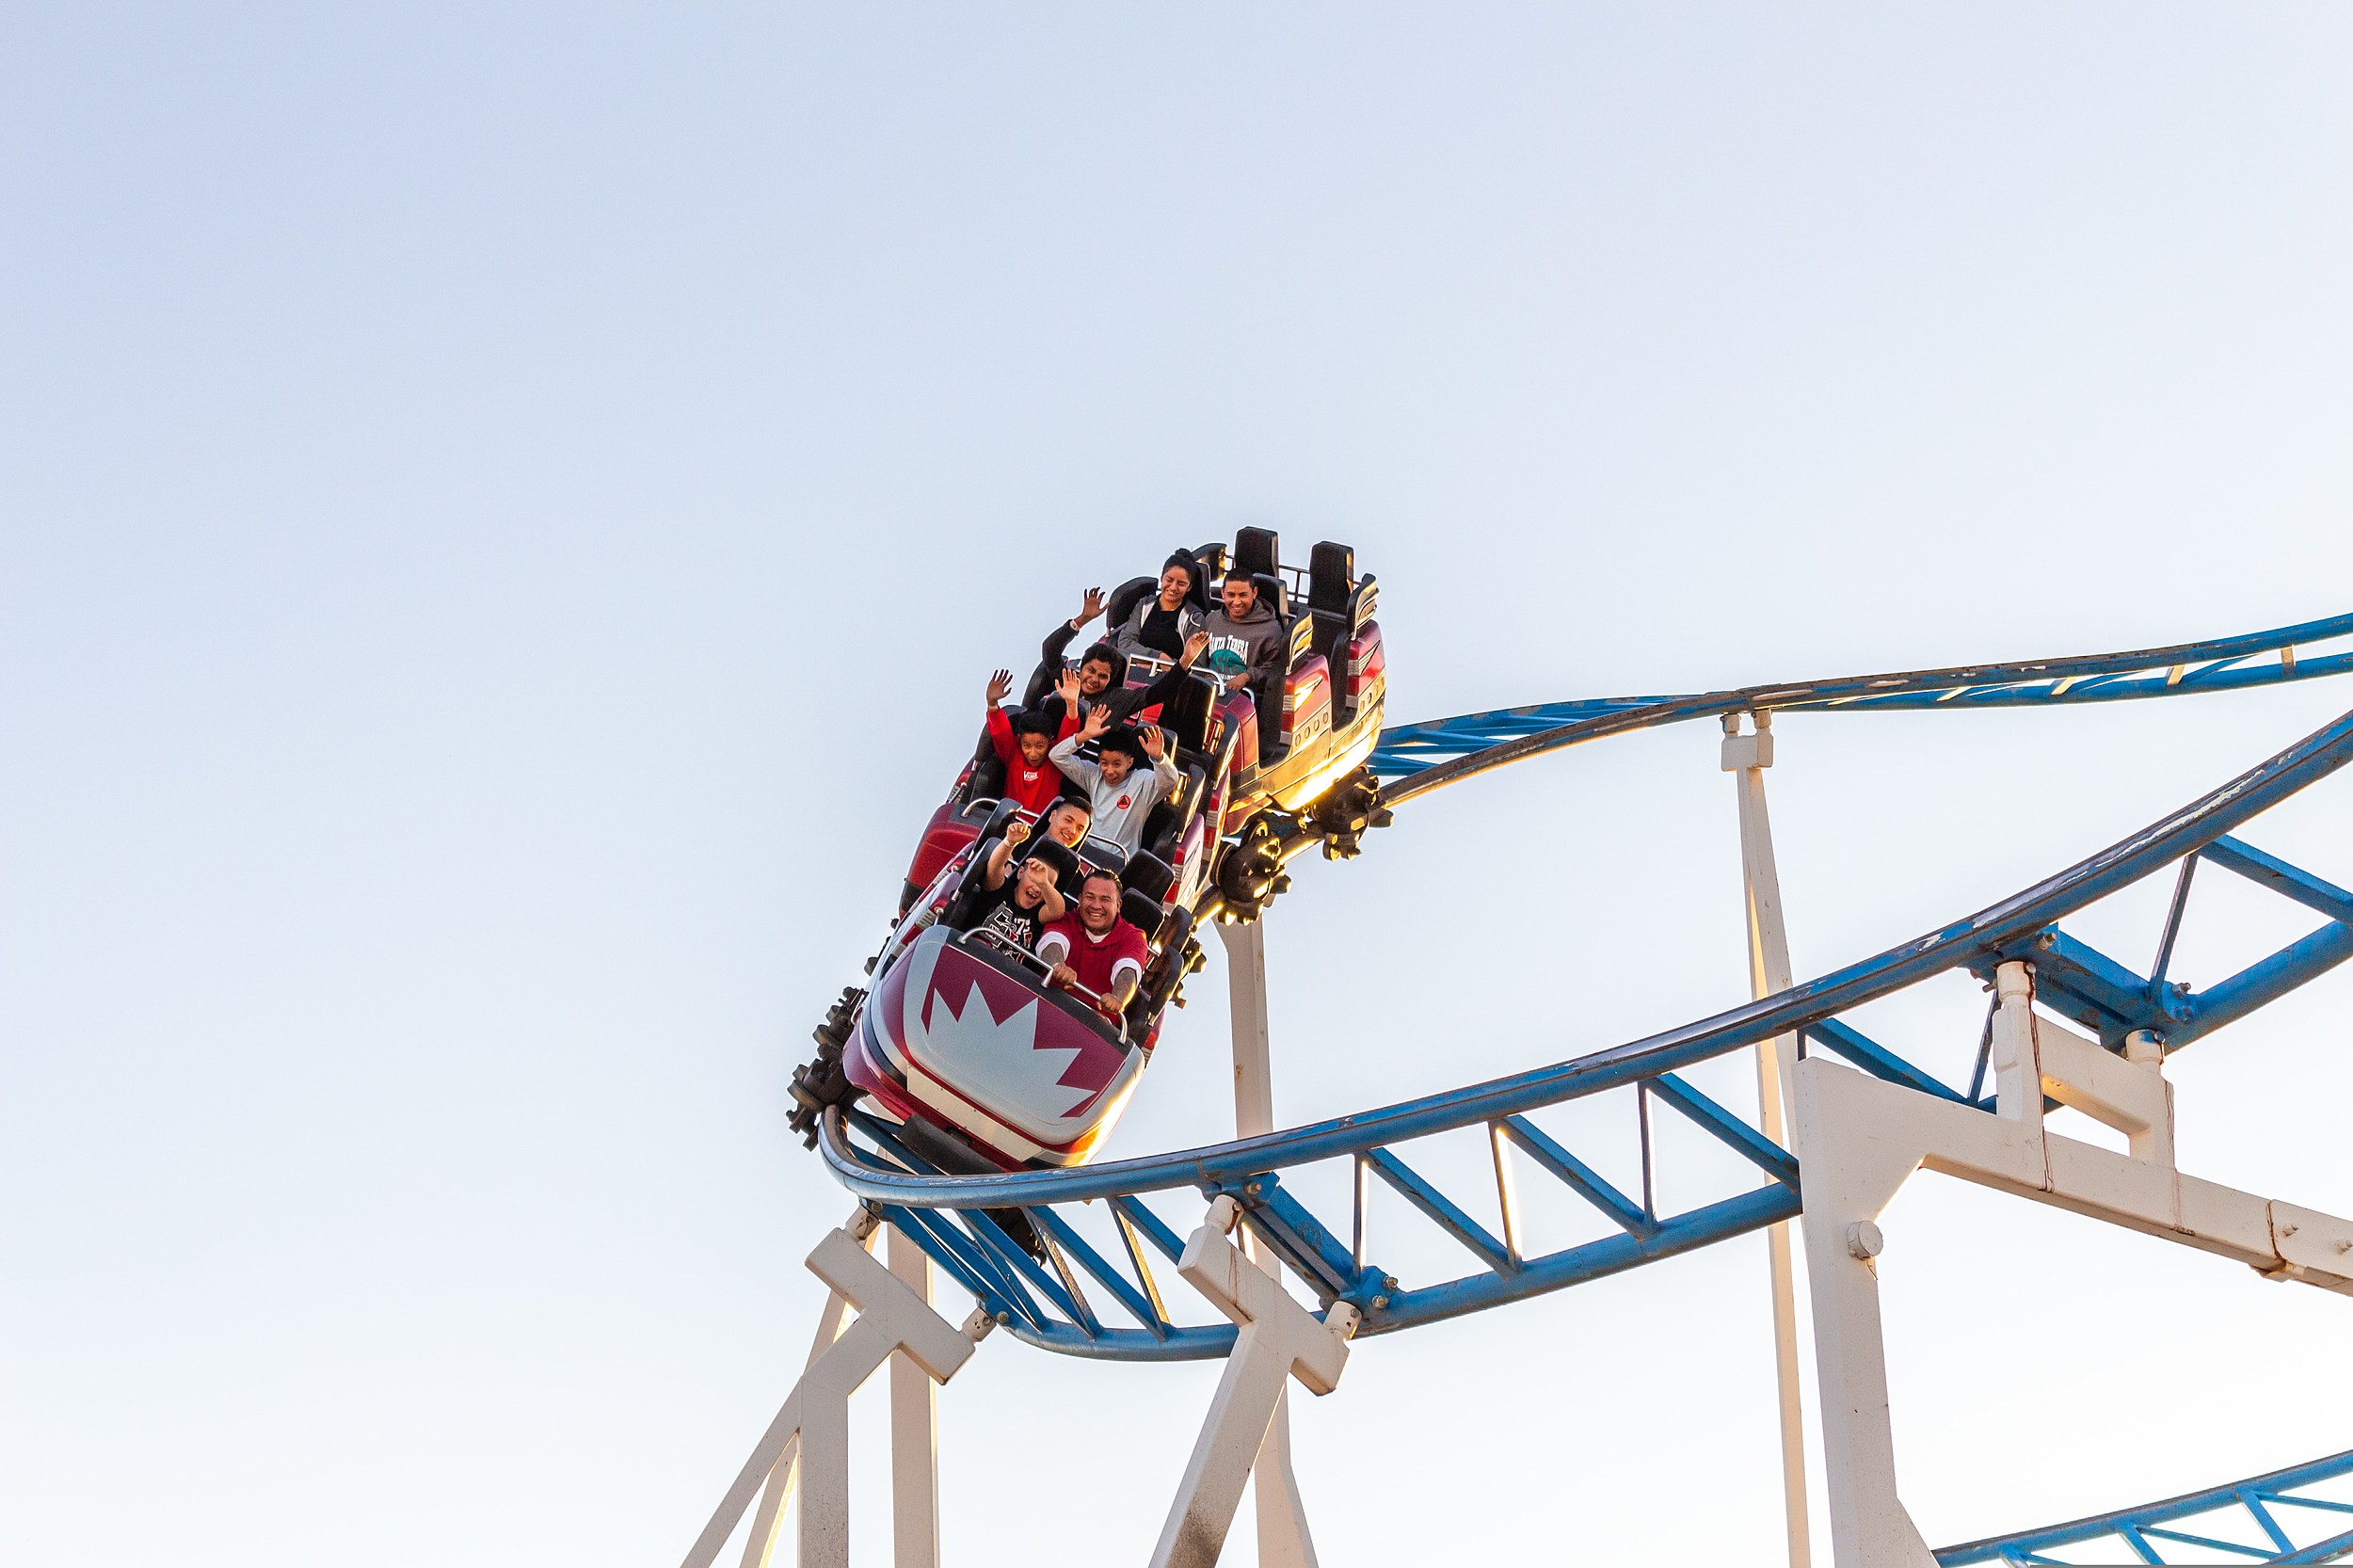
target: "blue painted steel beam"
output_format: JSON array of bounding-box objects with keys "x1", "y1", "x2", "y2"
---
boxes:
[
  {"x1": 1362, "y1": 1147, "x2": 1517, "y2": 1275},
  {"x1": 1937, "y1": 1448, "x2": 2353, "y2": 1565},
  {"x1": 2174, "y1": 920, "x2": 2353, "y2": 1049},
  {"x1": 1801, "y1": 1017, "x2": 1970, "y2": 1103},
  {"x1": 2206, "y1": 836, "x2": 2353, "y2": 926},
  {"x1": 1369, "y1": 612, "x2": 2353, "y2": 794}
]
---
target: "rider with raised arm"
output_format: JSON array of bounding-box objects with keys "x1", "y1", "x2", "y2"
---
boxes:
[
  {"x1": 1038, "y1": 631, "x2": 1212, "y2": 733},
  {"x1": 981, "y1": 668, "x2": 1079, "y2": 815},
  {"x1": 1038, "y1": 868, "x2": 1148, "y2": 1021},
  {"x1": 1048, "y1": 707, "x2": 1182, "y2": 855},
  {"x1": 1021, "y1": 586, "x2": 1111, "y2": 709},
  {"x1": 953, "y1": 821, "x2": 1072, "y2": 949}
]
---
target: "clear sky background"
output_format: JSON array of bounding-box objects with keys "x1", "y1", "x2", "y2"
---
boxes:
[{"x1": 7, "y1": 6, "x2": 2353, "y2": 1565}]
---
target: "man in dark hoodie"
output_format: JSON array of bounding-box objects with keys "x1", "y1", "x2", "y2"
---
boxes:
[{"x1": 1199, "y1": 572, "x2": 1285, "y2": 709}]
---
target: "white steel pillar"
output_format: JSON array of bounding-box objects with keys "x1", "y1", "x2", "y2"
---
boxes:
[
  {"x1": 1215, "y1": 918, "x2": 1321, "y2": 1567},
  {"x1": 887, "y1": 1224, "x2": 940, "y2": 1568},
  {"x1": 1721, "y1": 711, "x2": 1814, "y2": 1568},
  {"x1": 1150, "y1": 1197, "x2": 1359, "y2": 1568}
]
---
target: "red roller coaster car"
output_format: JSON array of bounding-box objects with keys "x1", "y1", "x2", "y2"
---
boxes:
[{"x1": 788, "y1": 528, "x2": 1389, "y2": 1176}]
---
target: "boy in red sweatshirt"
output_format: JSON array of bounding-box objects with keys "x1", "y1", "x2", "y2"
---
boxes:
[{"x1": 983, "y1": 668, "x2": 1080, "y2": 815}]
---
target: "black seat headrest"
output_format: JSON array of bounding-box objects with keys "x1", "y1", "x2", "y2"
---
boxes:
[
  {"x1": 1249, "y1": 570, "x2": 1288, "y2": 620},
  {"x1": 1232, "y1": 526, "x2": 1280, "y2": 584},
  {"x1": 1308, "y1": 541, "x2": 1354, "y2": 615},
  {"x1": 1103, "y1": 575, "x2": 1155, "y2": 637},
  {"x1": 1025, "y1": 837, "x2": 1080, "y2": 881},
  {"x1": 1156, "y1": 670, "x2": 1219, "y2": 755},
  {"x1": 1120, "y1": 887, "x2": 1162, "y2": 935},
  {"x1": 1122, "y1": 849, "x2": 1176, "y2": 904}
]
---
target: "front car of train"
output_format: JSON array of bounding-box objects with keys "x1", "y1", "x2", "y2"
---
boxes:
[{"x1": 787, "y1": 528, "x2": 1389, "y2": 1176}]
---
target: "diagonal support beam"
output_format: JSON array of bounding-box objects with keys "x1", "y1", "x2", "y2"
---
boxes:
[
  {"x1": 681, "y1": 1216, "x2": 983, "y2": 1568},
  {"x1": 1150, "y1": 1198, "x2": 1360, "y2": 1568}
]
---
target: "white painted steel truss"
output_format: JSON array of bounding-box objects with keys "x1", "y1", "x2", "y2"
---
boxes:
[{"x1": 1794, "y1": 959, "x2": 2353, "y2": 1567}]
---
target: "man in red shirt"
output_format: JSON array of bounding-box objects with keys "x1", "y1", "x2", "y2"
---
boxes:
[
  {"x1": 1038, "y1": 869, "x2": 1150, "y2": 1021},
  {"x1": 981, "y1": 667, "x2": 1079, "y2": 815}
]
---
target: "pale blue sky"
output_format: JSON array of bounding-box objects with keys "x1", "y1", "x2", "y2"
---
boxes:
[{"x1": 7, "y1": 7, "x2": 2353, "y2": 1565}]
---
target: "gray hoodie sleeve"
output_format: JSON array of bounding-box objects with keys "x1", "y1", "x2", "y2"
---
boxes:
[{"x1": 1048, "y1": 732, "x2": 1098, "y2": 789}]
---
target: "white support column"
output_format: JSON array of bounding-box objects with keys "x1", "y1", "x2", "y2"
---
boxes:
[
  {"x1": 1721, "y1": 711, "x2": 1813, "y2": 1568},
  {"x1": 1151, "y1": 1197, "x2": 1360, "y2": 1568},
  {"x1": 680, "y1": 1214, "x2": 983, "y2": 1568},
  {"x1": 1215, "y1": 918, "x2": 1321, "y2": 1568},
  {"x1": 1788, "y1": 1069, "x2": 1935, "y2": 1568},
  {"x1": 887, "y1": 1224, "x2": 940, "y2": 1568}
]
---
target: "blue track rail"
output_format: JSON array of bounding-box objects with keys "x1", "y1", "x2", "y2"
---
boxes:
[
  {"x1": 1939, "y1": 1448, "x2": 2353, "y2": 1565},
  {"x1": 1370, "y1": 611, "x2": 2353, "y2": 794}
]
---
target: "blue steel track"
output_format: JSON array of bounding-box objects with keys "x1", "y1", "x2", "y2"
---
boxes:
[{"x1": 816, "y1": 610, "x2": 2353, "y2": 1564}]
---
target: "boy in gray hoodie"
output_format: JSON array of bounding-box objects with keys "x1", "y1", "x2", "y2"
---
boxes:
[{"x1": 1048, "y1": 707, "x2": 1183, "y2": 854}]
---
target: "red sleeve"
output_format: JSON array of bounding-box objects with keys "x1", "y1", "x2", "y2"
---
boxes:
[
  {"x1": 984, "y1": 705, "x2": 1017, "y2": 765},
  {"x1": 1038, "y1": 917, "x2": 1079, "y2": 964},
  {"x1": 1058, "y1": 708, "x2": 1080, "y2": 742}
]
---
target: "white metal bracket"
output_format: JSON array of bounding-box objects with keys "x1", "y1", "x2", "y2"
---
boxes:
[{"x1": 1795, "y1": 964, "x2": 2353, "y2": 1567}]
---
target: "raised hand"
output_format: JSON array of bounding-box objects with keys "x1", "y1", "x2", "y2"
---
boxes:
[
  {"x1": 1138, "y1": 723, "x2": 1165, "y2": 760},
  {"x1": 985, "y1": 668, "x2": 1014, "y2": 707},
  {"x1": 1080, "y1": 703, "x2": 1113, "y2": 740},
  {"x1": 1077, "y1": 586, "x2": 1107, "y2": 625},
  {"x1": 1057, "y1": 667, "x2": 1081, "y2": 708},
  {"x1": 1180, "y1": 632, "x2": 1210, "y2": 667},
  {"x1": 1004, "y1": 820, "x2": 1032, "y2": 847}
]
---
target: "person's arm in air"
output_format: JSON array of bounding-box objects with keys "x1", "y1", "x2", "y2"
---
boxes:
[
  {"x1": 983, "y1": 668, "x2": 1018, "y2": 763},
  {"x1": 1055, "y1": 669, "x2": 1086, "y2": 737},
  {"x1": 1050, "y1": 707, "x2": 1112, "y2": 787},
  {"x1": 1137, "y1": 724, "x2": 1180, "y2": 801},
  {"x1": 1024, "y1": 588, "x2": 1106, "y2": 707},
  {"x1": 1115, "y1": 631, "x2": 1209, "y2": 723},
  {"x1": 981, "y1": 820, "x2": 1031, "y2": 890}
]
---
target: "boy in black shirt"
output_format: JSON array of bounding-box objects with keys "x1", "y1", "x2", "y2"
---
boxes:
[{"x1": 954, "y1": 830, "x2": 1077, "y2": 952}]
